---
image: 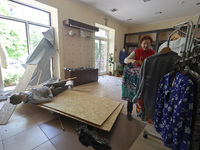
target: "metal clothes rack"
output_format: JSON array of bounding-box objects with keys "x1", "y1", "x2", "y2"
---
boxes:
[{"x1": 143, "y1": 14, "x2": 200, "y2": 141}]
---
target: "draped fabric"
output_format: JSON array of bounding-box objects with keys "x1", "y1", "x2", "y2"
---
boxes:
[
  {"x1": 186, "y1": 64, "x2": 200, "y2": 150},
  {"x1": 122, "y1": 64, "x2": 140, "y2": 102},
  {"x1": 25, "y1": 27, "x2": 55, "y2": 86},
  {"x1": 154, "y1": 72, "x2": 194, "y2": 150},
  {"x1": 122, "y1": 48, "x2": 155, "y2": 102}
]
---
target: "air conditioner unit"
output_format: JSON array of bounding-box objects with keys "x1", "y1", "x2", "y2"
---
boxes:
[{"x1": 63, "y1": 19, "x2": 99, "y2": 32}]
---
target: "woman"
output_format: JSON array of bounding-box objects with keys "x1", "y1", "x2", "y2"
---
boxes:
[{"x1": 122, "y1": 35, "x2": 155, "y2": 120}]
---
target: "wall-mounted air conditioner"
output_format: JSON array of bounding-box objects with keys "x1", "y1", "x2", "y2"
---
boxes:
[{"x1": 63, "y1": 19, "x2": 99, "y2": 32}]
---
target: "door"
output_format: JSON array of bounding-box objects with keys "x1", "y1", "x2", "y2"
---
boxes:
[{"x1": 95, "y1": 39, "x2": 108, "y2": 75}]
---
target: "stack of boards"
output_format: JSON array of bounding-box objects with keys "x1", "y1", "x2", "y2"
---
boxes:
[
  {"x1": 38, "y1": 89, "x2": 123, "y2": 131},
  {"x1": 0, "y1": 64, "x2": 123, "y2": 131}
]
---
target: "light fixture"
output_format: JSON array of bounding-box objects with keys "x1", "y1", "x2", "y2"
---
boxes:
[
  {"x1": 180, "y1": 1, "x2": 185, "y2": 4},
  {"x1": 110, "y1": 8, "x2": 118, "y2": 12},
  {"x1": 155, "y1": 12, "x2": 162, "y2": 15},
  {"x1": 143, "y1": 0, "x2": 151, "y2": 2},
  {"x1": 104, "y1": 17, "x2": 108, "y2": 26}
]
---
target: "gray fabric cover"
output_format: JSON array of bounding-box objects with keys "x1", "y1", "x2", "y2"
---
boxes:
[
  {"x1": 26, "y1": 27, "x2": 55, "y2": 86},
  {"x1": 132, "y1": 51, "x2": 181, "y2": 120}
]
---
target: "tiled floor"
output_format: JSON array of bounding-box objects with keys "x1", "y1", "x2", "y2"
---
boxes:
[{"x1": 0, "y1": 75, "x2": 169, "y2": 150}]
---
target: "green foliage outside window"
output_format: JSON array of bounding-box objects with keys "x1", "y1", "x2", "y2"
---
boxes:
[{"x1": 0, "y1": 2, "x2": 27, "y2": 86}]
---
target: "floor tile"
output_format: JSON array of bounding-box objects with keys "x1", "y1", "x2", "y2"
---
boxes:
[
  {"x1": 3, "y1": 126, "x2": 48, "y2": 150},
  {"x1": 0, "y1": 101, "x2": 6, "y2": 110},
  {"x1": 130, "y1": 124, "x2": 170, "y2": 150},
  {"x1": 32, "y1": 141, "x2": 56, "y2": 150},
  {"x1": 39, "y1": 117, "x2": 64, "y2": 139},
  {"x1": 97, "y1": 113, "x2": 146, "y2": 150},
  {"x1": 50, "y1": 127, "x2": 93, "y2": 150},
  {"x1": 0, "y1": 115, "x2": 37, "y2": 140},
  {"x1": 29, "y1": 107, "x2": 58, "y2": 125},
  {"x1": 8, "y1": 104, "x2": 31, "y2": 122},
  {"x1": 43, "y1": 113, "x2": 145, "y2": 150}
]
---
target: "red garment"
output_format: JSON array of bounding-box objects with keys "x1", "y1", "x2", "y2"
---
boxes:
[
  {"x1": 134, "y1": 47, "x2": 155, "y2": 62},
  {"x1": 136, "y1": 99, "x2": 144, "y2": 112}
]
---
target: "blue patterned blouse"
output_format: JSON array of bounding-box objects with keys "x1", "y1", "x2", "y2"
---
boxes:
[{"x1": 154, "y1": 72, "x2": 194, "y2": 150}]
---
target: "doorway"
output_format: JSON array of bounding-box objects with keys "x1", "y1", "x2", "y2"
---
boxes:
[{"x1": 95, "y1": 28, "x2": 109, "y2": 75}]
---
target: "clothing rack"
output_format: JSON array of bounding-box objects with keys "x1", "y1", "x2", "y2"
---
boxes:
[{"x1": 143, "y1": 14, "x2": 200, "y2": 147}]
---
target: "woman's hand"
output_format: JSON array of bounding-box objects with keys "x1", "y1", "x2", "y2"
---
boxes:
[
  {"x1": 131, "y1": 60, "x2": 143, "y2": 65},
  {"x1": 136, "y1": 60, "x2": 143, "y2": 65}
]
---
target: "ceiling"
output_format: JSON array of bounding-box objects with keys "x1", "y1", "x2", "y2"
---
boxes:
[{"x1": 72, "y1": 0, "x2": 200, "y2": 26}]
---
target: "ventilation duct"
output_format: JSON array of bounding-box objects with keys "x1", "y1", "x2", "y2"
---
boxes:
[{"x1": 63, "y1": 19, "x2": 99, "y2": 32}]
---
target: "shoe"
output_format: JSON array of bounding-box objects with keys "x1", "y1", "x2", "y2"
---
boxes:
[{"x1": 127, "y1": 112, "x2": 132, "y2": 120}]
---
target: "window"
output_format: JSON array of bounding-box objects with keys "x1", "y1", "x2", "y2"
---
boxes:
[
  {"x1": 0, "y1": 0, "x2": 50, "y2": 25},
  {"x1": 0, "y1": 0, "x2": 51, "y2": 90},
  {"x1": 95, "y1": 28, "x2": 109, "y2": 75}
]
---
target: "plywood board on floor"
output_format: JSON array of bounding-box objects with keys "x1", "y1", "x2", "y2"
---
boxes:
[
  {"x1": 0, "y1": 65, "x2": 37, "y2": 124},
  {"x1": 39, "y1": 90, "x2": 120, "y2": 126},
  {"x1": 38, "y1": 103, "x2": 123, "y2": 131}
]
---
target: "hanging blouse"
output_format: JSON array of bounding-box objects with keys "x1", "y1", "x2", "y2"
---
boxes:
[
  {"x1": 154, "y1": 72, "x2": 194, "y2": 150},
  {"x1": 119, "y1": 50, "x2": 127, "y2": 64},
  {"x1": 132, "y1": 51, "x2": 181, "y2": 120}
]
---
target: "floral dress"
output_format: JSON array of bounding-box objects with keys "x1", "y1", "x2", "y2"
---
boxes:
[{"x1": 154, "y1": 72, "x2": 194, "y2": 150}]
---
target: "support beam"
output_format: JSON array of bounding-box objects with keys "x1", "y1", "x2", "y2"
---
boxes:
[{"x1": 0, "y1": 65, "x2": 37, "y2": 124}]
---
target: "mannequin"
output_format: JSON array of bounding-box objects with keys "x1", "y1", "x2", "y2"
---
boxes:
[{"x1": 119, "y1": 48, "x2": 127, "y2": 68}]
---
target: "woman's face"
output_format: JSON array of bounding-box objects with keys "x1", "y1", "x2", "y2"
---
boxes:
[{"x1": 141, "y1": 39, "x2": 151, "y2": 51}]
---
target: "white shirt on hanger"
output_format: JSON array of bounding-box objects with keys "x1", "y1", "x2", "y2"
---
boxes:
[{"x1": 158, "y1": 37, "x2": 186, "y2": 56}]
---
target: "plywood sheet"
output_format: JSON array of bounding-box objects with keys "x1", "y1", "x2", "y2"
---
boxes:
[
  {"x1": 40, "y1": 90, "x2": 120, "y2": 126},
  {"x1": 0, "y1": 65, "x2": 37, "y2": 124},
  {"x1": 38, "y1": 103, "x2": 123, "y2": 131}
]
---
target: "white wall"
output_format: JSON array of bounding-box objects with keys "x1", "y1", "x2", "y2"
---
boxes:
[
  {"x1": 128, "y1": 15, "x2": 200, "y2": 33},
  {"x1": 29, "y1": 0, "x2": 128, "y2": 79}
]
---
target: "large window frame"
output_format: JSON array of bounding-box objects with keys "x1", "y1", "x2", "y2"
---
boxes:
[{"x1": 0, "y1": 0, "x2": 51, "y2": 91}]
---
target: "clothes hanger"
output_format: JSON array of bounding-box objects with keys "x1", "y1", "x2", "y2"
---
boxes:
[
  {"x1": 159, "y1": 25, "x2": 185, "y2": 54},
  {"x1": 169, "y1": 33, "x2": 181, "y2": 41},
  {"x1": 159, "y1": 47, "x2": 172, "y2": 53},
  {"x1": 169, "y1": 21, "x2": 194, "y2": 76}
]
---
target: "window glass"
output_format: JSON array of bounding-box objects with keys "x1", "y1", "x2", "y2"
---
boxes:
[
  {"x1": 0, "y1": 0, "x2": 50, "y2": 26},
  {"x1": 95, "y1": 28, "x2": 108, "y2": 39},
  {"x1": 0, "y1": 18, "x2": 27, "y2": 87},
  {"x1": 0, "y1": 18, "x2": 28, "y2": 60},
  {"x1": 29, "y1": 24, "x2": 49, "y2": 53}
]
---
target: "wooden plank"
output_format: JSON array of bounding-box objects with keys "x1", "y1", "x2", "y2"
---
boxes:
[
  {"x1": 0, "y1": 65, "x2": 37, "y2": 124},
  {"x1": 38, "y1": 103, "x2": 123, "y2": 131},
  {"x1": 39, "y1": 90, "x2": 120, "y2": 126}
]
